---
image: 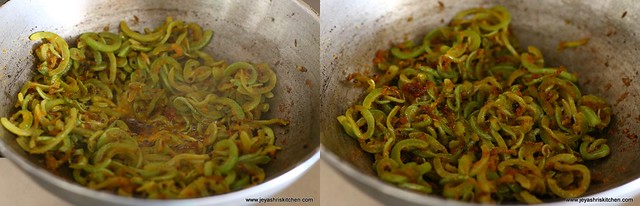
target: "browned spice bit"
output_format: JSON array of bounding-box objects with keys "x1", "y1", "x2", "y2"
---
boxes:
[
  {"x1": 297, "y1": 65, "x2": 307, "y2": 72},
  {"x1": 350, "y1": 150, "x2": 362, "y2": 160},
  {"x1": 622, "y1": 77, "x2": 632, "y2": 87},
  {"x1": 623, "y1": 128, "x2": 630, "y2": 135},
  {"x1": 305, "y1": 79, "x2": 313, "y2": 87},
  {"x1": 622, "y1": 11, "x2": 627, "y2": 18},
  {"x1": 278, "y1": 103, "x2": 287, "y2": 113},
  {"x1": 606, "y1": 28, "x2": 617, "y2": 37},
  {"x1": 401, "y1": 82, "x2": 427, "y2": 98},
  {"x1": 407, "y1": 16, "x2": 413, "y2": 22},
  {"x1": 628, "y1": 133, "x2": 638, "y2": 142},
  {"x1": 607, "y1": 126, "x2": 616, "y2": 136},
  {"x1": 604, "y1": 83, "x2": 612, "y2": 91},
  {"x1": 133, "y1": 15, "x2": 139, "y2": 24},
  {"x1": 604, "y1": 61, "x2": 609, "y2": 67},
  {"x1": 564, "y1": 19, "x2": 573, "y2": 25},
  {"x1": 591, "y1": 172, "x2": 605, "y2": 184},
  {"x1": 437, "y1": 1, "x2": 444, "y2": 12},
  {"x1": 124, "y1": 118, "x2": 151, "y2": 135},
  {"x1": 103, "y1": 25, "x2": 110, "y2": 31},
  {"x1": 635, "y1": 114, "x2": 640, "y2": 123},
  {"x1": 373, "y1": 50, "x2": 387, "y2": 64},
  {"x1": 616, "y1": 92, "x2": 629, "y2": 105}
]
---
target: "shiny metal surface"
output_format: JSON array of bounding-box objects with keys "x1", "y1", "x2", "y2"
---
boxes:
[
  {"x1": 320, "y1": 0, "x2": 640, "y2": 205},
  {"x1": 0, "y1": 0, "x2": 319, "y2": 205}
]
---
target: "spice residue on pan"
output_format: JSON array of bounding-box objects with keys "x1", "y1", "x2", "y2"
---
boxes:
[
  {"x1": 628, "y1": 133, "x2": 638, "y2": 143},
  {"x1": 622, "y1": 77, "x2": 632, "y2": 87},
  {"x1": 564, "y1": 19, "x2": 573, "y2": 25},
  {"x1": 297, "y1": 65, "x2": 308, "y2": 72},
  {"x1": 591, "y1": 172, "x2": 606, "y2": 184},
  {"x1": 616, "y1": 92, "x2": 629, "y2": 105}
]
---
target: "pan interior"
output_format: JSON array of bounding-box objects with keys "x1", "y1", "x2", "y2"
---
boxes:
[
  {"x1": 320, "y1": 0, "x2": 640, "y2": 203},
  {"x1": 0, "y1": 0, "x2": 319, "y2": 201}
]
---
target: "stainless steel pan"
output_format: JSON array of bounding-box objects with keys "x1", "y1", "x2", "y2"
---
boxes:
[
  {"x1": 321, "y1": 0, "x2": 640, "y2": 205},
  {"x1": 0, "y1": 0, "x2": 319, "y2": 205}
]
